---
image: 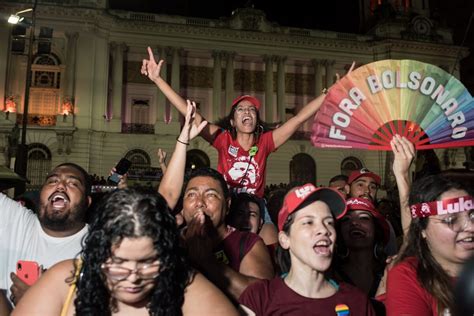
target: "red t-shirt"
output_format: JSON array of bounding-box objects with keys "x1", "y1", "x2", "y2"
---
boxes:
[
  {"x1": 214, "y1": 229, "x2": 262, "y2": 272},
  {"x1": 212, "y1": 130, "x2": 275, "y2": 198},
  {"x1": 239, "y1": 277, "x2": 375, "y2": 316},
  {"x1": 386, "y1": 256, "x2": 441, "y2": 316}
]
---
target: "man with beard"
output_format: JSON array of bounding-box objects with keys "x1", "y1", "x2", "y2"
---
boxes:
[
  {"x1": 0, "y1": 163, "x2": 91, "y2": 312},
  {"x1": 347, "y1": 168, "x2": 381, "y2": 202}
]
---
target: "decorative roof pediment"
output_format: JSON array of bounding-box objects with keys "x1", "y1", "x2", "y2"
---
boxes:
[
  {"x1": 223, "y1": 7, "x2": 278, "y2": 32},
  {"x1": 369, "y1": 14, "x2": 453, "y2": 45}
]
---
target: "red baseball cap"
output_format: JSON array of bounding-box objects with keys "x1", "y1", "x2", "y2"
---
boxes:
[
  {"x1": 278, "y1": 184, "x2": 347, "y2": 231},
  {"x1": 348, "y1": 168, "x2": 381, "y2": 185},
  {"x1": 231, "y1": 95, "x2": 261, "y2": 110},
  {"x1": 345, "y1": 197, "x2": 390, "y2": 246}
]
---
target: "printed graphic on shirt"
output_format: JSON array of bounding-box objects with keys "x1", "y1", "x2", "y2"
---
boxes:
[
  {"x1": 214, "y1": 249, "x2": 230, "y2": 265},
  {"x1": 225, "y1": 155, "x2": 261, "y2": 195},
  {"x1": 228, "y1": 145, "x2": 239, "y2": 157}
]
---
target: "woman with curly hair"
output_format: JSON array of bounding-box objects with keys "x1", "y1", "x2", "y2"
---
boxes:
[
  {"x1": 12, "y1": 189, "x2": 238, "y2": 316},
  {"x1": 385, "y1": 174, "x2": 474, "y2": 316}
]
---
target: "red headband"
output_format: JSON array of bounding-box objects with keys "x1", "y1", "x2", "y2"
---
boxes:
[{"x1": 410, "y1": 195, "x2": 473, "y2": 218}]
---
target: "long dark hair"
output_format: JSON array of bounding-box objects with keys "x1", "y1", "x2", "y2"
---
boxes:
[
  {"x1": 334, "y1": 211, "x2": 387, "y2": 269},
  {"x1": 397, "y1": 174, "x2": 472, "y2": 314},
  {"x1": 227, "y1": 192, "x2": 265, "y2": 229},
  {"x1": 215, "y1": 105, "x2": 271, "y2": 140},
  {"x1": 275, "y1": 213, "x2": 295, "y2": 274},
  {"x1": 74, "y1": 189, "x2": 192, "y2": 316}
]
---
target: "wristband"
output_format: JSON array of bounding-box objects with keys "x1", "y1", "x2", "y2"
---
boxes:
[{"x1": 176, "y1": 138, "x2": 189, "y2": 146}]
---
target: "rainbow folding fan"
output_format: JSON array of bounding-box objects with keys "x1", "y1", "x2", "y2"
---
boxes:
[{"x1": 311, "y1": 59, "x2": 474, "y2": 150}]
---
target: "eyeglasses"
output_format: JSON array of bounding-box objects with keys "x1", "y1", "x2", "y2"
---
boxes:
[
  {"x1": 430, "y1": 211, "x2": 474, "y2": 232},
  {"x1": 101, "y1": 261, "x2": 160, "y2": 281}
]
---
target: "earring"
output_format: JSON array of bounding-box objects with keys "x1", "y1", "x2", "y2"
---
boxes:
[
  {"x1": 337, "y1": 246, "x2": 350, "y2": 259},
  {"x1": 373, "y1": 243, "x2": 384, "y2": 260}
]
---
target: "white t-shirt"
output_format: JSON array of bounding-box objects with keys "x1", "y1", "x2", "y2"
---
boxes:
[{"x1": 0, "y1": 193, "x2": 88, "y2": 301}]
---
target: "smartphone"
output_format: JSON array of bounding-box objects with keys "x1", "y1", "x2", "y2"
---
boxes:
[
  {"x1": 108, "y1": 158, "x2": 132, "y2": 184},
  {"x1": 16, "y1": 260, "x2": 40, "y2": 286}
]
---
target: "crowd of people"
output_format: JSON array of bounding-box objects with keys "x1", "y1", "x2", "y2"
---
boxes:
[{"x1": 0, "y1": 49, "x2": 472, "y2": 316}]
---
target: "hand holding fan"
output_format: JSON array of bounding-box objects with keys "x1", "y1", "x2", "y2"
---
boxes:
[{"x1": 311, "y1": 59, "x2": 474, "y2": 150}]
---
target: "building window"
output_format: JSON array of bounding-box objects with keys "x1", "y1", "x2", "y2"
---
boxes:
[
  {"x1": 131, "y1": 99, "x2": 150, "y2": 124},
  {"x1": 122, "y1": 99, "x2": 154, "y2": 134},
  {"x1": 29, "y1": 54, "x2": 62, "y2": 116},
  {"x1": 27, "y1": 143, "x2": 52, "y2": 186},
  {"x1": 125, "y1": 149, "x2": 151, "y2": 174},
  {"x1": 289, "y1": 153, "x2": 316, "y2": 186},
  {"x1": 341, "y1": 156, "x2": 363, "y2": 176},
  {"x1": 186, "y1": 149, "x2": 210, "y2": 171}
]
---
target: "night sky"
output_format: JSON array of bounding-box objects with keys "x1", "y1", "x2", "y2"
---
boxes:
[
  {"x1": 109, "y1": 0, "x2": 474, "y2": 91},
  {"x1": 109, "y1": 0, "x2": 361, "y2": 33},
  {"x1": 109, "y1": 0, "x2": 472, "y2": 39}
]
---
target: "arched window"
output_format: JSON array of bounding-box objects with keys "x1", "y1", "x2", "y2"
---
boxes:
[
  {"x1": 186, "y1": 149, "x2": 210, "y2": 171},
  {"x1": 341, "y1": 156, "x2": 363, "y2": 176},
  {"x1": 29, "y1": 53, "x2": 62, "y2": 117},
  {"x1": 125, "y1": 149, "x2": 151, "y2": 174},
  {"x1": 415, "y1": 149, "x2": 441, "y2": 179},
  {"x1": 289, "y1": 153, "x2": 316, "y2": 186},
  {"x1": 27, "y1": 143, "x2": 52, "y2": 186}
]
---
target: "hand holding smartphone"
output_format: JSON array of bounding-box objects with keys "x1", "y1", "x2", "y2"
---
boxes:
[
  {"x1": 108, "y1": 158, "x2": 132, "y2": 185},
  {"x1": 16, "y1": 260, "x2": 40, "y2": 286}
]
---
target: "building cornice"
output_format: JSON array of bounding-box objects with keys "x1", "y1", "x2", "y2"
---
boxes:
[{"x1": 2, "y1": 3, "x2": 461, "y2": 60}]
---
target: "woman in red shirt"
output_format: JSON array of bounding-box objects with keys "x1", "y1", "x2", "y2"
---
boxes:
[
  {"x1": 141, "y1": 47, "x2": 352, "y2": 198},
  {"x1": 239, "y1": 184, "x2": 376, "y2": 315},
  {"x1": 386, "y1": 174, "x2": 474, "y2": 316}
]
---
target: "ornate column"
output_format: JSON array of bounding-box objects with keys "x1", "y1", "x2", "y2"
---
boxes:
[
  {"x1": 63, "y1": 32, "x2": 78, "y2": 107},
  {"x1": 325, "y1": 60, "x2": 336, "y2": 88},
  {"x1": 155, "y1": 46, "x2": 167, "y2": 125},
  {"x1": 112, "y1": 42, "x2": 126, "y2": 121},
  {"x1": 169, "y1": 47, "x2": 181, "y2": 123},
  {"x1": 224, "y1": 51, "x2": 235, "y2": 114},
  {"x1": 312, "y1": 59, "x2": 323, "y2": 96},
  {"x1": 0, "y1": 19, "x2": 8, "y2": 114},
  {"x1": 212, "y1": 50, "x2": 223, "y2": 120},
  {"x1": 264, "y1": 55, "x2": 274, "y2": 122},
  {"x1": 58, "y1": 32, "x2": 78, "y2": 126},
  {"x1": 276, "y1": 56, "x2": 287, "y2": 122}
]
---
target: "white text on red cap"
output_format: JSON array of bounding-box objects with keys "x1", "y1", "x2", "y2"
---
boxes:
[{"x1": 295, "y1": 185, "x2": 317, "y2": 199}]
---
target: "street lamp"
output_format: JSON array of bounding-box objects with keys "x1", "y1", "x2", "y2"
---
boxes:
[
  {"x1": 7, "y1": 8, "x2": 33, "y2": 24},
  {"x1": 8, "y1": 2, "x2": 37, "y2": 196}
]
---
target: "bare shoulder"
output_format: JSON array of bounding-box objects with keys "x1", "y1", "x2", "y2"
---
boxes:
[
  {"x1": 240, "y1": 238, "x2": 275, "y2": 280},
  {"x1": 182, "y1": 272, "x2": 238, "y2": 316},
  {"x1": 12, "y1": 259, "x2": 76, "y2": 316},
  {"x1": 41, "y1": 259, "x2": 78, "y2": 285},
  {"x1": 259, "y1": 223, "x2": 278, "y2": 245}
]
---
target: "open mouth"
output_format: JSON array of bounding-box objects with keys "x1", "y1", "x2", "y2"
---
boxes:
[
  {"x1": 457, "y1": 236, "x2": 473, "y2": 243},
  {"x1": 457, "y1": 236, "x2": 474, "y2": 250},
  {"x1": 49, "y1": 192, "x2": 70, "y2": 208},
  {"x1": 349, "y1": 229, "x2": 367, "y2": 238},
  {"x1": 313, "y1": 239, "x2": 332, "y2": 255},
  {"x1": 242, "y1": 117, "x2": 253, "y2": 125}
]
